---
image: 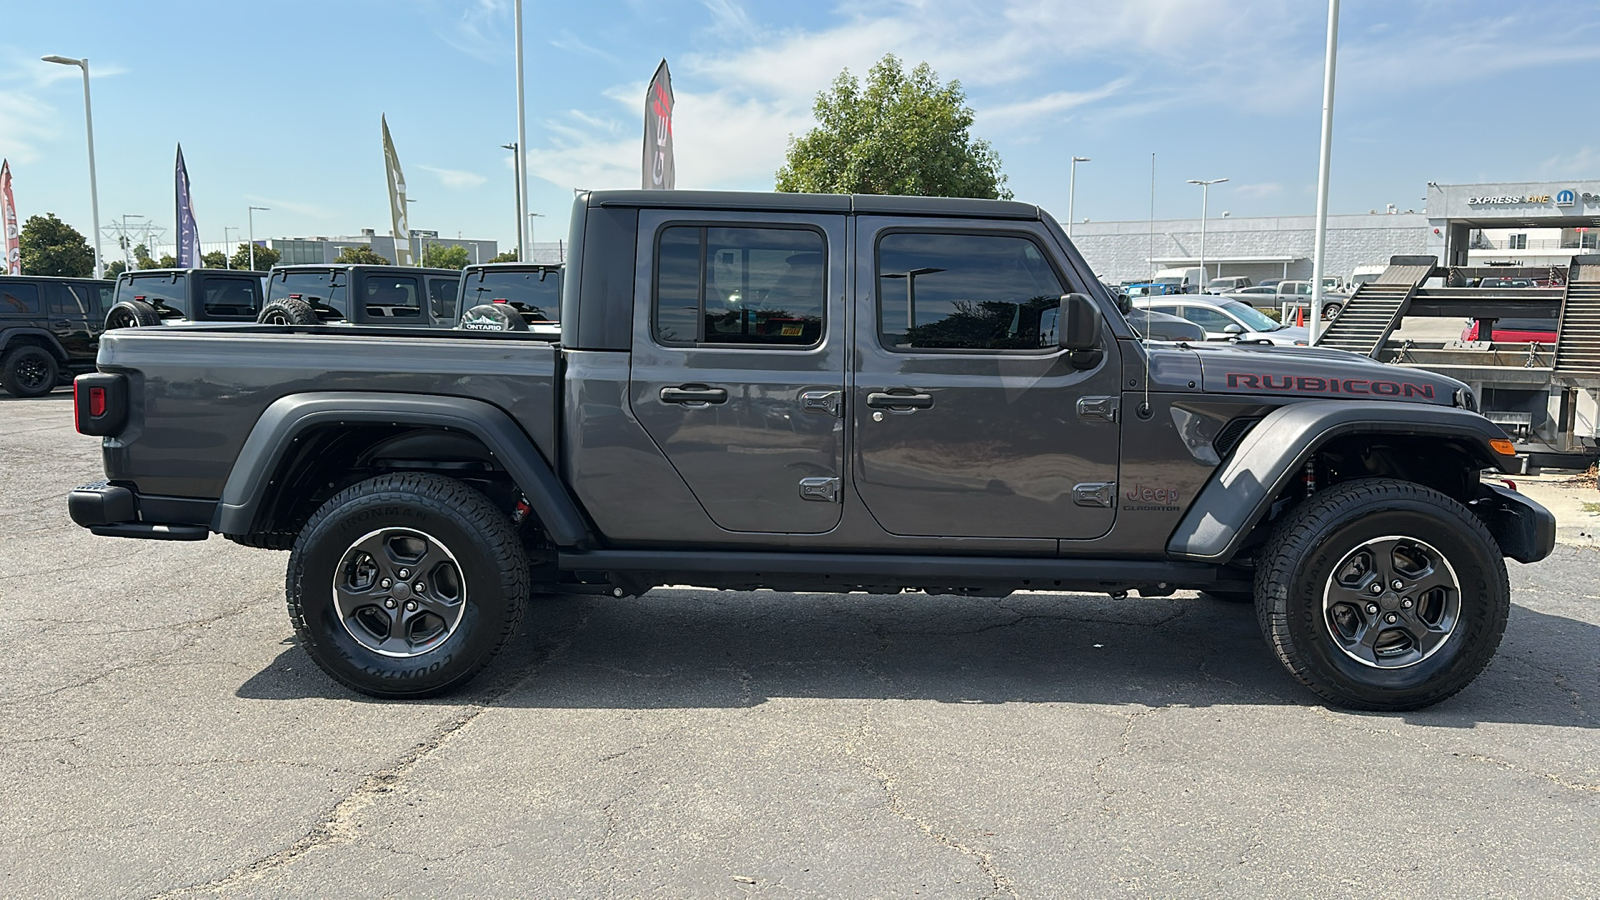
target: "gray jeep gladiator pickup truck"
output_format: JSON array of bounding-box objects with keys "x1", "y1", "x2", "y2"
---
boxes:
[{"x1": 67, "y1": 190, "x2": 1554, "y2": 711}]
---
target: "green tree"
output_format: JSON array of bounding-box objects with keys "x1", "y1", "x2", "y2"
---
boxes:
[
  {"x1": 422, "y1": 243, "x2": 471, "y2": 270},
  {"x1": 132, "y1": 243, "x2": 161, "y2": 270},
  {"x1": 230, "y1": 242, "x2": 280, "y2": 271},
  {"x1": 487, "y1": 250, "x2": 518, "y2": 263},
  {"x1": 105, "y1": 260, "x2": 128, "y2": 278},
  {"x1": 19, "y1": 213, "x2": 95, "y2": 276},
  {"x1": 201, "y1": 250, "x2": 228, "y2": 268},
  {"x1": 157, "y1": 254, "x2": 178, "y2": 268},
  {"x1": 333, "y1": 245, "x2": 391, "y2": 265},
  {"x1": 776, "y1": 55, "x2": 1011, "y2": 200}
]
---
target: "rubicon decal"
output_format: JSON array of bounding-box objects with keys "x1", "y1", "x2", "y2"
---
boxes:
[{"x1": 1225, "y1": 373, "x2": 1435, "y2": 399}]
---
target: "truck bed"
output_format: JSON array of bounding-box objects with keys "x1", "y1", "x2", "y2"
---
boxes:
[{"x1": 96, "y1": 325, "x2": 560, "y2": 500}]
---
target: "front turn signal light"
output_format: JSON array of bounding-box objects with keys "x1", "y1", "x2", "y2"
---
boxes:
[{"x1": 1489, "y1": 439, "x2": 1517, "y2": 456}]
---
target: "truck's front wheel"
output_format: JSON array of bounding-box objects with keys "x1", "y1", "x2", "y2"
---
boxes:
[
  {"x1": 1256, "y1": 478, "x2": 1508, "y2": 711},
  {"x1": 287, "y1": 473, "x2": 528, "y2": 698}
]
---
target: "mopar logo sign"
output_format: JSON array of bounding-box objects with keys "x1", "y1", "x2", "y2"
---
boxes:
[{"x1": 1556, "y1": 189, "x2": 1577, "y2": 207}]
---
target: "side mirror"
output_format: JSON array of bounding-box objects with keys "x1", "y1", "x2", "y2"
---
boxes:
[
  {"x1": 1058, "y1": 293, "x2": 1104, "y2": 369},
  {"x1": 1222, "y1": 323, "x2": 1245, "y2": 335}
]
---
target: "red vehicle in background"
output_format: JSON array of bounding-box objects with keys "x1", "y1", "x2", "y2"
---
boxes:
[{"x1": 1459, "y1": 276, "x2": 1558, "y2": 343}]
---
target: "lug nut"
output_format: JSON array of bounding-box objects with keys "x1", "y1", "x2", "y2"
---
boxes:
[
  {"x1": 380, "y1": 578, "x2": 391, "y2": 589},
  {"x1": 414, "y1": 582, "x2": 425, "y2": 593},
  {"x1": 1392, "y1": 580, "x2": 1403, "y2": 590},
  {"x1": 1401, "y1": 598, "x2": 1413, "y2": 609},
  {"x1": 405, "y1": 600, "x2": 418, "y2": 612},
  {"x1": 384, "y1": 599, "x2": 397, "y2": 609},
  {"x1": 1371, "y1": 583, "x2": 1383, "y2": 594},
  {"x1": 1366, "y1": 603, "x2": 1379, "y2": 615},
  {"x1": 398, "y1": 568, "x2": 410, "y2": 579},
  {"x1": 1385, "y1": 613, "x2": 1398, "y2": 624}
]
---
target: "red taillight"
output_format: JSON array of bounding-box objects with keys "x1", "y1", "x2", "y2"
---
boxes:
[
  {"x1": 90, "y1": 387, "x2": 107, "y2": 417},
  {"x1": 492, "y1": 298, "x2": 508, "y2": 303},
  {"x1": 74, "y1": 373, "x2": 127, "y2": 436},
  {"x1": 289, "y1": 293, "x2": 302, "y2": 299}
]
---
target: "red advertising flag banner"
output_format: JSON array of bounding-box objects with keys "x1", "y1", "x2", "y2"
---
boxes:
[
  {"x1": 1, "y1": 160, "x2": 18, "y2": 275},
  {"x1": 641, "y1": 60, "x2": 675, "y2": 190}
]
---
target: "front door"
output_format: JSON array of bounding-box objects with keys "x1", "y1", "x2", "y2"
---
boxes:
[
  {"x1": 46, "y1": 282, "x2": 96, "y2": 360},
  {"x1": 629, "y1": 209, "x2": 847, "y2": 534},
  {"x1": 851, "y1": 220, "x2": 1122, "y2": 540}
]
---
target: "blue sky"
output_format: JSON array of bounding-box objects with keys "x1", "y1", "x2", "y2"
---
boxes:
[{"x1": 1, "y1": 0, "x2": 1596, "y2": 256}]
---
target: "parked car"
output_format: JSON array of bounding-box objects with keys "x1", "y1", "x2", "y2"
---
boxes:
[
  {"x1": 1273, "y1": 280, "x2": 1347, "y2": 320},
  {"x1": 1151, "y1": 266, "x2": 1203, "y2": 294},
  {"x1": 1349, "y1": 264, "x2": 1386, "y2": 289},
  {"x1": 1125, "y1": 307, "x2": 1206, "y2": 342},
  {"x1": 1136, "y1": 295, "x2": 1309, "y2": 345},
  {"x1": 1460, "y1": 318, "x2": 1557, "y2": 344},
  {"x1": 1122, "y1": 281, "x2": 1185, "y2": 298},
  {"x1": 259, "y1": 265, "x2": 461, "y2": 327},
  {"x1": 1225, "y1": 284, "x2": 1282, "y2": 309},
  {"x1": 1206, "y1": 276, "x2": 1253, "y2": 294},
  {"x1": 68, "y1": 188, "x2": 1552, "y2": 711},
  {"x1": 455, "y1": 263, "x2": 562, "y2": 337},
  {"x1": 104, "y1": 269, "x2": 264, "y2": 330},
  {"x1": 0, "y1": 275, "x2": 112, "y2": 396},
  {"x1": 1477, "y1": 277, "x2": 1535, "y2": 289}
]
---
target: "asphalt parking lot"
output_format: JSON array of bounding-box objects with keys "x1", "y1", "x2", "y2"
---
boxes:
[{"x1": 3, "y1": 391, "x2": 1596, "y2": 898}]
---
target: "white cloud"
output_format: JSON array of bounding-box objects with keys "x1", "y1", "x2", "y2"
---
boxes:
[
  {"x1": 419, "y1": 164, "x2": 488, "y2": 190},
  {"x1": 980, "y1": 78, "x2": 1134, "y2": 128},
  {"x1": 1233, "y1": 182, "x2": 1285, "y2": 199},
  {"x1": 244, "y1": 195, "x2": 333, "y2": 220},
  {"x1": 1541, "y1": 147, "x2": 1599, "y2": 178}
]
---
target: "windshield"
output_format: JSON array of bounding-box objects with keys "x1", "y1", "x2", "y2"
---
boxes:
[
  {"x1": 1221, "y1": 299, "x2": 1280, "y2": 331},
  {"x1": 461, "y1": 269, "x2": 561, "y2": 322}
]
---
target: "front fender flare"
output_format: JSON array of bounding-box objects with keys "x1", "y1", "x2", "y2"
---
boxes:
[
  {"x1": 213, "y1": 392, "x2": 593, "y2": 547},
  {"x1": 1166, "y1": 401, "x2": 1512, "y2": 562}
]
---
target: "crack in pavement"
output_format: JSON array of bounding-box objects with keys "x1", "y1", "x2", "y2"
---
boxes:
[
  {"x1": 145, "y1": 600, "x2": 594, "y2": 898},
  {"x1": 844, "y1": 712, "x2": 1018, "y2": 900},
  {"x1": 1090, "y1": 706, "x2": 1154, "y2": 821}
]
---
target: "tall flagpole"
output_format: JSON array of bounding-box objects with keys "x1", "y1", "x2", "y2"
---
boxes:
[{"x1": 514, "y1": 0, "x2": 530, "y2": 261}]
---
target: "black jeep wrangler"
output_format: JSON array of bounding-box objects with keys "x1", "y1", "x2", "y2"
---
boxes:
[
  {"x1": 104, "y1": 269, "x2": 265, "y2": 330},
  {"x1": 0, "y1": 274, "x2": 112, "y2": 397},
  {"x1": 258, "y1": 265, "x2": 461, "y2": 327}
]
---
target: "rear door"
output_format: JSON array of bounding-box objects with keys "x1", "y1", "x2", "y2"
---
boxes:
[
  {"x1": 851, "y1": 219, "x2": 1122, "y2": 540},
  {"x1": 195, "y1": 273, "x2": 262, "y2": 322},
  {"x1": 426, "y1": 275, "x2": 458, "y2": 323},
  {"x1": 46, "y1": 282, "x2": 96, "y2": 359},
  {"x1": 629, "y1": 209, "x2": 846, "y2": 534}
]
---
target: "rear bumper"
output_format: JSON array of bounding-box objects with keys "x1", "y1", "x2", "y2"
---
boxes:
[
  {"x1": 69, "y1": 481, "x2": 210, "y2": 541},
  {"x1": 1475, "y1": 483, "x2": 1556, "y2": 564}
]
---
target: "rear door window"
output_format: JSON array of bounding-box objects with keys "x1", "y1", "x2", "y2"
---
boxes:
[
  {"x1": 0, "y1": 282, "x2": 41, "y2": 316},
  {"x1": 365, "y1": 275, "x2": 423, "y2": 319},
  {"x1": 270, "y1": 271, "x2": 346, "y2": 319},
  {"x1": 198, "y1": 275, "x2": 262, "y2": 320},
  {"x1": 427, "y1": 276, "x2": 457, "y2": 320},
  {"x1": 655, "y1": 226, "x2": 825, "y2": 346}
]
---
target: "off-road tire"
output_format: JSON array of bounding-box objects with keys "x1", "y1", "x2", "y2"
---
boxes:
[
  {"x1": 457, "y1": 303, "x2": 529, "y2": 332},
  {"x1": 258, "y1": 298, "x2": 319, "y2": 326},
  {"x1": 1, "y1": 345, "x2": 60, "y2": 397},
  {"x1": 104, "y1": 300, "x2": 161, "y2": 330},
  {"x1": 286, "y1": 472, "x2": 528, "y2": 698},
  {"x1": 1255, "y1": 478, "x2": 1508, "y2": 711}
]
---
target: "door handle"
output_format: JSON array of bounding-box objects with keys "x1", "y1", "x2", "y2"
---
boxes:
[
  {"x1": 50, "y1": 321, "x2": 71, "y2": 331},
  {"x1": 866, "y1": 391, "x2": 934, "y2": 410},
  {"x1": 660, "y1": 386, "x2": 729, "y2": 405}
]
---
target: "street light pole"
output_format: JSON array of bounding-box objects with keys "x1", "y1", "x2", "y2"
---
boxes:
[
  {"x1": 501, "y1": 142, "x2": 524, "y2": 261},
  {"x1": 1068, "y1": 157, "x2": 1090, "y2": 238},
  {"x1": 248, "y1": 206, "x2": 269, "y2": 271},
  {"x1": 513, "y1": 0, "x2": 530, "y2": 260},
  {"x1": 223, "y1": 227, "x2": 238, "y2": 268},
  {"x1": 1187, "y1": 178, "x2": 1228, "y2": 293},
  {"x1": 528, "y1": 212, "x2": 545, "y2": 260},
  {"x1": 42, "y1": 55, "x2": 103, "y2": 278},
  {"x1": 1309, "y1": 0, "x2": 1341, "y2": 342}
]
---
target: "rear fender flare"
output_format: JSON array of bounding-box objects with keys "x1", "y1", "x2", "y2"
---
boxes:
[
  {"x1": 0, "y1": 328, "x2": 70, "y2": 360},
  {"x1": 1167, "y1": 401, "x2": 1512, "y2": 562},
  {"x1": 214, "y1": 392, "x2": 592, "y2": 547}
]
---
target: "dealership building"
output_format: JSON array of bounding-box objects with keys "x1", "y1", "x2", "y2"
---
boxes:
[{"x1": 1070, "y1": 180, "x2": 1600, "y2": 287}]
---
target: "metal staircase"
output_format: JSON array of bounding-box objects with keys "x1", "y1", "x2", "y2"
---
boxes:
[
  {"x1": 1554, "y1": 255, "x2": 1600, "y2": 377},
  {"x1": 1312, "y1": 258, "x2": 1435, "y2": 358}
]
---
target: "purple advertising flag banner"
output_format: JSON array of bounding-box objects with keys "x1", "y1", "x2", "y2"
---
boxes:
[
  {"x1": 641, "y1": 59, "x2": 675, "y2": 190},
  {"x1": 1, "y1": 160, "x2": 19, "y2": 275},
  {"x1": 175, "y1": 145, "x2": 200, "y2": 268}
]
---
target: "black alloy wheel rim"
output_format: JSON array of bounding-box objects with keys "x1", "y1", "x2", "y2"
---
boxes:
[
  {"x1": 332, "y1": 527, "x2": 467, "y2": 658},
  {"x1": 1321, "y1": 535, "x2": 1461, "y2": 668},
  {"x1": 15, "y1": 355, "x2": 50, "y2": 391}
]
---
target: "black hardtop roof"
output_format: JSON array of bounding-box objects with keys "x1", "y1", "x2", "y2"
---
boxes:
[
  {"x1": 120, "y1": 268, "x2": 258, "y2": 279},
  {"x1": 463, "y1": 262, "x2": 563, "y2": 274},
  {"x1": 271, "y1": 264, "x2": 461, "y2": 277},
  {"x1": 585, "y1": 189, "x2": 1042, "y2": 221},
  {"x1": 0, "y1": 274, "x2": 112, "y2": 284}
]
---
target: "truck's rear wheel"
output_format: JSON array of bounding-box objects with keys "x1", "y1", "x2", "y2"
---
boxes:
[
  {"x1": 258, "y1": 298, "x2": 319, "y2": 325},
  {"x1": 1, "y1": 346, "x2": 59, "y2": 397},
  {"x1": 286, "y1": 472, "x2": 528, "y2": 698},
  {"x1": 1255, "y1": 478, "x2": 1508, "y2": 711}
]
